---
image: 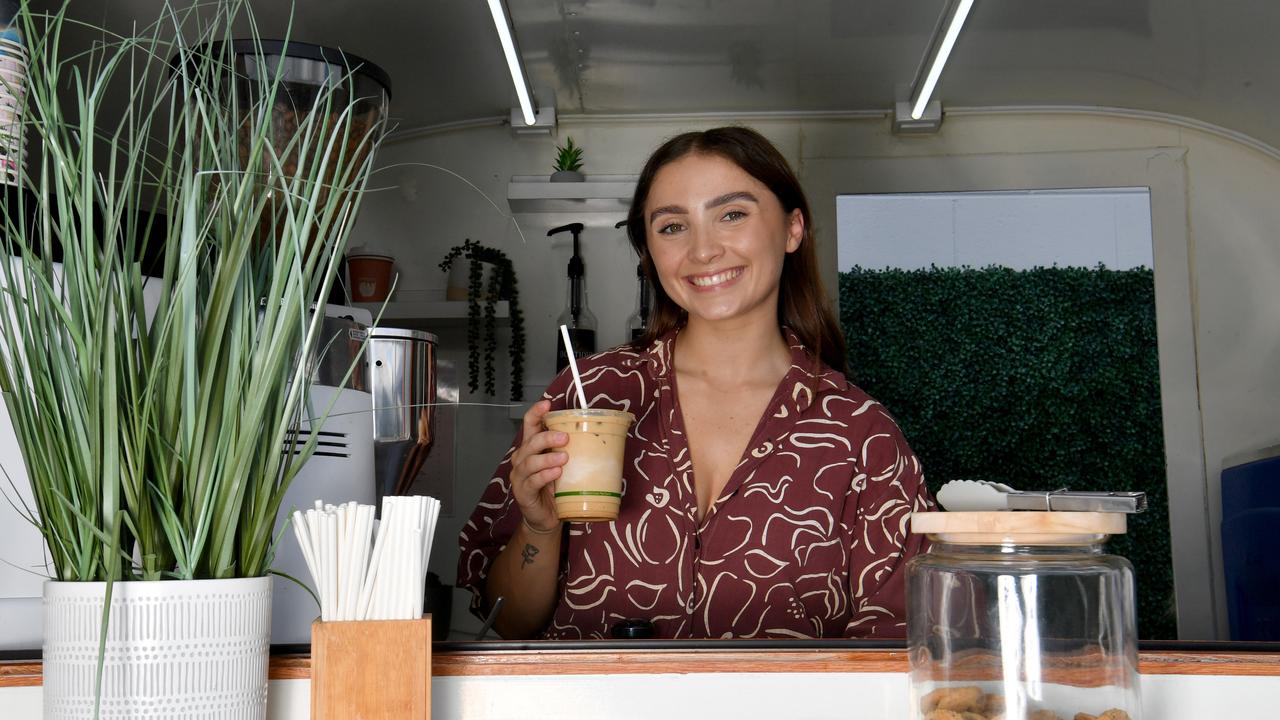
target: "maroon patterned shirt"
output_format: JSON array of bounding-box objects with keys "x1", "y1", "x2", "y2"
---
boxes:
[{"x1": 457, "y1": 328, "x2": 934, "y2": 639}]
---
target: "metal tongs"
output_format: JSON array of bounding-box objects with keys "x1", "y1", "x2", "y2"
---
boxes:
[
  {"x1": 936, "y1": 480, "x2": 1146, "y2": 513},
  {"x1": 1006, "y1": 488, "x2": 1146, "y2": 513}
]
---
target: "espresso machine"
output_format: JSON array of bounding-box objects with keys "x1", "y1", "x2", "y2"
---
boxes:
[
  {"x1": 369, "y1": 328, "x2": 438, "y2": 501},
  {"x1": 271, "y1": 305, "x2": 375, "y2": 645},
  {"x1": 270, "y1": 312, "x2": 438, "y2": 645}
]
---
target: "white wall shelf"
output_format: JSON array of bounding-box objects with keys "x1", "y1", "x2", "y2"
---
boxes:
[
  {"x1": 353, "y1": 300, "x2": 508, "y2": 328},
  {"x1": 507, "y1": 174, "x2": 637, "y2": 214},
  {"x1": 507, "y1": 401, "x2": 533, "y2": 421}
]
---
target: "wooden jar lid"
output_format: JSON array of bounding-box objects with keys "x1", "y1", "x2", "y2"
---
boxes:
[{"x1": 910, "y1": 511, "x2": 1127, "y2": 545}]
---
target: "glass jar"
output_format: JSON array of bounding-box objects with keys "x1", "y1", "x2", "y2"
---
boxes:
[{"x1": 906, "y1": 512, "x2": 1140, "y2": 720}]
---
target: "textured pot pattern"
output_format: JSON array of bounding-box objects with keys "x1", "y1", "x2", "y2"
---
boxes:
[{"x1": 42, "y1": 577, "x2": 272, "y2": 719}]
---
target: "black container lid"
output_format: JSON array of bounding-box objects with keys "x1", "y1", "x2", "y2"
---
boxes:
[
  {"x1": 172, "y1": 39, "x2": 392, "y2": 98},
  {"x1": 610, "y1": 618, "x2": 655, "y2": 639},
  {"x1": 228, "y1": 40, "x2": 391, "y2": 97}
]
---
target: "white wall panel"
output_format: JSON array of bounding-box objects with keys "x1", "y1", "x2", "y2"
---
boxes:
[{"x1": 837, "y1": 189, "x2": 1153, "y2": 271}]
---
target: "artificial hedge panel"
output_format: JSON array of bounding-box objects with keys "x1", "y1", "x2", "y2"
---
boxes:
[{"x1": 839, "y1": 266, "x2": 1175, "y2": 639}]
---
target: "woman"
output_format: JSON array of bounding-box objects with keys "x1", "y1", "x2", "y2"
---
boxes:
[{"x1": 458, "y1": 127, "x2": 933, "y2": 640}]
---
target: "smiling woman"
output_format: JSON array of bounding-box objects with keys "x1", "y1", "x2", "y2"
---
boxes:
[{"x1": 457, "y1": 127, "x2": 935, "y2": 640}]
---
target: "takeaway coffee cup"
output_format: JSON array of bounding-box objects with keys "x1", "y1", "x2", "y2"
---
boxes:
[
  {"x1": 543, "y1": 408, "x2": 635, "y2": 522},
  {"x1": 347, "y1": 253, "x2": 394, "y2": 302}
]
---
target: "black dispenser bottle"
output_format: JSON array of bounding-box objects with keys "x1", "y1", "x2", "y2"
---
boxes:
[
  {"x1": 549, "y1": 222, "x2": 597, "y2": 371},
  {"x1": 617, "y1": 219, "x2": 653, "y2": 341},
  {"x1": 626, "y1": 262, "x2": 652, "y2": 341}
]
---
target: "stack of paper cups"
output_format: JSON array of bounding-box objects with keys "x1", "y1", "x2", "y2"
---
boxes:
[{"x1": 0, "y1": 24, "x2": 26, "y2": 186}]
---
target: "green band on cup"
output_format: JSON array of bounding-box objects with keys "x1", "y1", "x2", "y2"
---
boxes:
[{"x1": 554, "y1": 490, "x2": 622, "y2": 499}]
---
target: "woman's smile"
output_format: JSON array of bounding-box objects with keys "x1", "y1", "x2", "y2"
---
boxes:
[{"x1": 686, "y1": 266, "x2": 744, "y2": 290}]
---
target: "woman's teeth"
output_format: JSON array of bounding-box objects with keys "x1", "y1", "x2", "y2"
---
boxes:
[{"x1": 689, "y1": 268, "x2": 743, "y2": 287}]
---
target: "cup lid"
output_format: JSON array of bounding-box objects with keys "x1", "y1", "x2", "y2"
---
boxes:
[{"x1": 544, "y1": 407, "x2": 636, "y2": 423}]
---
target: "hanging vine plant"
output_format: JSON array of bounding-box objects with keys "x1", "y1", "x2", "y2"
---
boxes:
[{"x1": 439, "y1": 239, "x2": 525, "y2": 400}]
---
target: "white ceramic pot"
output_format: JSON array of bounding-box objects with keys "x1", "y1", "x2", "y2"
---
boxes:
[
  {"x1": 42, "y1": 577, "x2": 273, "y2": 719},
  {"x1": 445, "y1": 259, "x2": 500, "y2": 302}
]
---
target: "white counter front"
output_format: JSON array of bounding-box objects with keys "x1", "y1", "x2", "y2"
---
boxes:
[{"x1": 3, "y1": 648, "x2": 1278, "y2": 719}]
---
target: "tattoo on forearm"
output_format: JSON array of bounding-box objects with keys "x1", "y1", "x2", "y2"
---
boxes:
[{"x1": 521, "y1": 543, "x2": 539, "y2": 569}]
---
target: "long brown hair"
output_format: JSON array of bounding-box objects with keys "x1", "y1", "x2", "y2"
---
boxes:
[{"x1": 625, "y1": 126, "x2": 848, "y2": 375}]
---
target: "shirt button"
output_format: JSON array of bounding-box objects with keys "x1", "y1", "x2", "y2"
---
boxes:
[{"x1": 686, "y1": 597, "x2": 695, "y2": 612}]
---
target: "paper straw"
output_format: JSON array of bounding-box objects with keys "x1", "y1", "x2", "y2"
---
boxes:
[
  {"x1": 420, "y1": 497, "x2": 438, "y2": 617},
  {"x1": 399, "y1": 498, "x2": 412, "y2": 619},
  {"x1": 292, "y1": 511, "x2": 320, "y2": 607},
  {"x1": 346, "y1": 504, "x2": 371, "y2": 620},
  {"x1": 416, "y1": 499, "x2": 429, "y2": 617},
  {"x1": 308, "y1": 509, "x2": 325, "y2": 611},
  {"x1": 322, "y1": 512, "x2": 337, "y2": 621},
  {"x1": 336, "y1": 503, "x2": 349, "y2": 619},
  {"x1": 356, "y1": 510, "x2": 383, "y2": 620},
  {"x1": 559, "y1": 324, "x2": 589, "y2": 409},
  {"x1": 396, "y1": 514, "x2": 410, "y2": 619},
  {"x1": 347, "y1": 503, "x2": 360, "y2": 618},
  {"x1": 340, "y1": 502, "x2": 355, "y2": 614},
  {"x1": 379, "y1": 498, "x2": 393, "y2": 619},
  {"x1": 308, "y1": 509, "x2": 323, "y2": 616},
  {"x1": 378, "y1": 496, "x2": 399, "y2": 619},
  {"x1": 365, "y1": 498, "x2": 394, "y2": 619},
  {"x1": 413, "y1": 497, "x2": 427, "y2": 617}
]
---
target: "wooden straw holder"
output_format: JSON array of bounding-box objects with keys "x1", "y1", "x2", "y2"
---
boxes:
[{"x1": 311, "y1": 616, "x2": 432, "y2": 719}]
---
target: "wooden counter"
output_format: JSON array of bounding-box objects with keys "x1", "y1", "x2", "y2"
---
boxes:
[{"x1": 5, "y1": 646, "x2": 1280, "y2": 687}]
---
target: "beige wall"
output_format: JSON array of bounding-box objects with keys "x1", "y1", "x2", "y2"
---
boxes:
[{"x1": 353, "y1": 111, "x2": 1280, "y2": 640}]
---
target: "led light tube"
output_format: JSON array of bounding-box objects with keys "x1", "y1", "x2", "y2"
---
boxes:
[
  {"x1": 911, "y1": 0, "x2": 975, "y2": 120},
  {"x1": 486, "y1": 0, "x2": 537, "y2": 125}
]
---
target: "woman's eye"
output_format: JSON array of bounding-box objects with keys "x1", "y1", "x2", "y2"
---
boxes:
[
  {"x1": 657, "y1": 222, "x2": 684, "y2": 235},
  {"x1": 722, "y1": 210, "x2": 747, "y2": 222}
]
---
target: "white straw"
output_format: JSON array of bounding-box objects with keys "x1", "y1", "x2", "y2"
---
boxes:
[
  {"x1": 367, "y1": 498, "x2": 396, "y2": 619},
  {"x1": 322, "y1": 512, "x2": 337, "y2": 621},
  {"x1": 336, "y1": 503, "x2": 349, "y2": 619},
  {"x1": 356, "y1": 515, "x2": 384, "y2": 619},
  {"x1": 338, "y1": 502, "x2": 354, "y2": 619},
  {"x1": 291, "y1": 511, "x2": 320, "y2": 608},
  {"x1": 347, "y1": 504, "x2": 371, "y2": 619},
  {"x1": 306, "y1": 508, "x2": 323, "y2": 597},
  {"x1": 559, "y1": 324, "x2": 589, "y2": 409}
]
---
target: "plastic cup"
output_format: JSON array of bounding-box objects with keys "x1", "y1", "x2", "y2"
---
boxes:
[{"x1": 543, "y1": 408, "x2": 635, "y2": 522}]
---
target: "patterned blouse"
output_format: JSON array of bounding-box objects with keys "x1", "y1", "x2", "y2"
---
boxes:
[{"x1": 457, "y1": 328, "x2": 934, "y2": 639}]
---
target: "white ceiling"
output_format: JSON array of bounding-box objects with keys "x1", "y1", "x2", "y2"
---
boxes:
[{"x1": 52, "y1": 0, "x2": 1280, "y2": 149}]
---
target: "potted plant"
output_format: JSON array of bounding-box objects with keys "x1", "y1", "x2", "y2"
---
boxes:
[
  {"x1": 550, "y1": 136, "x2": 585, "y2": 182},
  {"x1": 0, "y1": 2, "x2": 385, "y2": 717},
  {"x1": 438, "y1": 239, "x2": 525, "y2": 401}
]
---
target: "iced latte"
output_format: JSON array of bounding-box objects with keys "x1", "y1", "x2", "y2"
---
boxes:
[{"x1": 543, "y1": 408, "x2": 635, "y2": 522}]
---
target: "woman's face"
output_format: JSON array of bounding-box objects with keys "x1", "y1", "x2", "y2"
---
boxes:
[{"x1": 644, "y1": 152, "x2": 803, "y2": 328}]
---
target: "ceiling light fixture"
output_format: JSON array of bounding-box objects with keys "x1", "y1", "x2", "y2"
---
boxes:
[
  {"x1": 486, "y1": 0, "x2": 537, "y2": 125},
  {"x1": 910, "y1": 0, "x2": 975, "y2": 120}
]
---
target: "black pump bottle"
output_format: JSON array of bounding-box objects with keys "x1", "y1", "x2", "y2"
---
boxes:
[{"x1": 549, "y1": 222, "x2": 597, "y2": 371}]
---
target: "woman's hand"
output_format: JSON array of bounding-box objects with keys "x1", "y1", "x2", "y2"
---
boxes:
[{"x1": 508, "y1": 400, "x2": 568, "y2": 533}]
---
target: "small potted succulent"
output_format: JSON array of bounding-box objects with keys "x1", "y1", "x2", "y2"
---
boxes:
[
  {"x1": 550, "y1": 136, "x2": 585, "y2": 182},
  {"x1": 438, "y1": 240, "x2": 525, "y2": 400}
]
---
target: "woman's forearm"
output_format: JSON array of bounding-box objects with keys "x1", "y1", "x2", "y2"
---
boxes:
[{"x1": 484, "y1": 520, "x2": 563, "y2": 639}]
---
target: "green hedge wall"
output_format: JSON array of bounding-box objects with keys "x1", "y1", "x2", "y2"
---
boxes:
[{"x1": 838, "y1": 266, "x2": 1175, "y2": 639}]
